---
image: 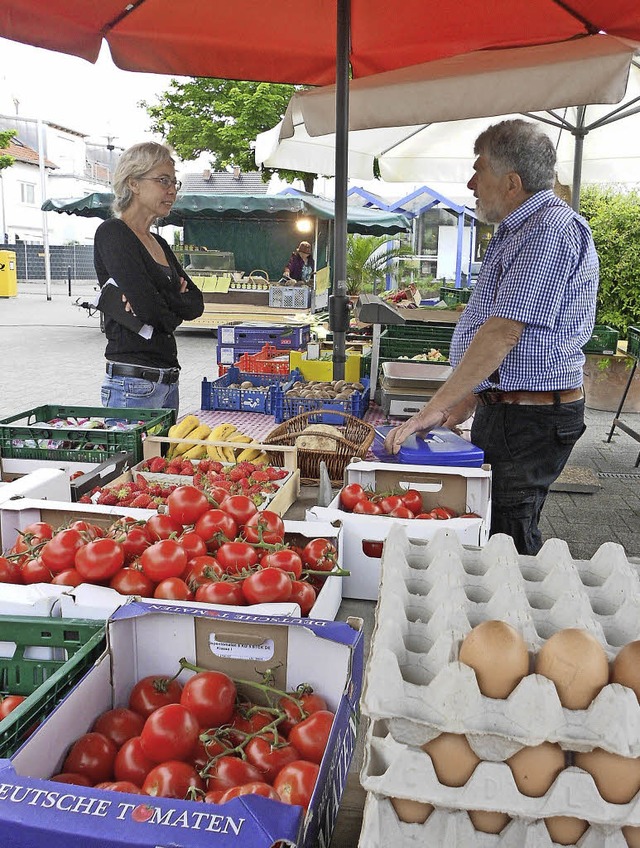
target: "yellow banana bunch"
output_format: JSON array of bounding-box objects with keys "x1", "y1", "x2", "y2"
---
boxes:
[
  {"x1": 172, "y1": 424, "x2": 212, "y2": 457},
  {"x1": 166, "y1": 414, "x2": 201, "y2": 459},
  {"x1": 203, "y1": 423, "x2": 269, "y2": 463}
]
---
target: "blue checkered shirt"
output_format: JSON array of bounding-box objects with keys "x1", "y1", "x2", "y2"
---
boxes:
[{"x1": 450, "y1": 190, "x2": 599, "y2": 391}]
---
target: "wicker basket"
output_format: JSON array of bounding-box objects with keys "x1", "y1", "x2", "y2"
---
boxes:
[{"x1": 263, "y1": 410, "x2": 375, "y2": 484}]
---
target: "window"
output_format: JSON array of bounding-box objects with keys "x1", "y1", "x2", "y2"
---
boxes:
[{"x1": 19, "y1": 182, "x2": 36, "y2": 205}]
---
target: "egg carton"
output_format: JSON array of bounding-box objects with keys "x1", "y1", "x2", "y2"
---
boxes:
[
  {"x1": 361, "y1": 525, "x2": 640, "y2": 757},
  {"x1": 361, "y1": 723, "x2": 640, "y2": 827},
  {"x1": 359, "y1": 793, "x2": 630, "y2": 848}
]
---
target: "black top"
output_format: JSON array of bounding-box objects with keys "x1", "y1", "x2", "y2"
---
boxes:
[{"x1": 94, "y1": 218, "x2": 204, "y2": 369}]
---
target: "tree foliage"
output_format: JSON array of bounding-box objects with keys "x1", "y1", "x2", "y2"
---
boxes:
[
  {"x1": 345, "y1": 234, "x2": 413, "y2": 295},
  {"x1": 0, "y1": 130, "x2": 16, "y2": 173},
  {"x1": 580, "y1": 186, "x2": 640, "y2": 336},
  {"x1": 142, "y1": 78, "x2": 315, "y2": 190}
]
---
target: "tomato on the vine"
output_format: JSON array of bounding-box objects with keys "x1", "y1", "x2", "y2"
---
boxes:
[
  {"x1": 75, "y1": 537, "x2": 125, "y2": 582},
  {"x1": 154, "y1": 577, "x2": 193, "y2": 601},
  {"x1": 20, "y1": 557, "x2": 52, "y2": 585},
  {"x1": 92, "y1": 708, "x2": 145, "y2": 749},
  {"x1": 62, "y1": 732, "x2": 117, "y2": 784},
  {"x1": 274, "y1": 760, "x2": 319, "y2": 810},
  {"x1": 389, "y1": 505, "x2": 415, "y2": 519},
  {"x1": 401, "y1": 489, "x2": 424, "y2": 514},
  {"x1": 205, "y1": 756, "x2": 263, "y2": 792},
  {"x1": 128, "y1": 675, "x2": 183, "y2": 718},
  {"x1": 430, "y1": 506, "x2": 457, "y2": 519},
  {"x1": 301, "y1": 539, "x2": 338, "y2": 573},
  {"x1": 339, "y1": 483, "x2": 367, "y2": 511},
  {"x1": 242, "y1": 567, "x2": 292, "y2": 605},
  {"x1": 167, "y1": 485, "x2": 211, "y2": 526},
  {"x1": 219, "y1": 782, "x2": 281, "y2": 803},
  {"x1": 245, "y1": 735, "x2": 301, "y2": 783},
  {"x1": 183, "y1": 555, "x2": 224, "y2": 588},
  {"x1": 376, "y1": 495, "x2": 404, "y2": 514},
  {"x1": 287, "y1": 710, "x2": 334, "y2": 764},
  {"x1": 260, "y1": 549, "x2": 302, "y2": 579},
  {"x1": 114, "y1": 736, "x2": 156, "y2": 785},
  {"x1": 362, "y1": 541, "x2": 384, "y2": 559},
  {"x1": 178, "y1": 530, "x2": 208, "y2": 561},
  {"x1": 40, "y1": 529, "x2": 85, "y2": 573},
  {"x1": 180, "y1": 670, "x2": 236, "y2": 728},
  {"x1": 352, "y1": 499, "x2": 383, "y2": 515},
  {"x1": 194, "y1": 582, "x2": 245, "y2": 605},
  {"x1": 139, "y1": 703, "x2": 199, "y2": 763},
  {"x1": 216, "y1": 541, "x2": 258, "y2": 575},
  {"x1": 242, "y1": 511, "x2": 285, "y2": 545},
  {"x1": 140, "y1": 539, "x2": 188, "y2": 583},
  {"x1": 194, "y1": 509, "x2": 238, "y2": 551},
  {"x1": 109, "y1": 567, "x2": 156, "y2": 597},
  {"x1": 51, "y1": 568, "x2": 84, "y2": 587},
  {"x1": 118, "y1": 525, "x2": 151, "y2": 561},
  {"x1": 68, "y1": 520, "x2": 105, "y2": 540},
  {"x1": 0, "y1": 695, "x2": 26, "y2": 719},
  {"x1": 144, "y1": 513, "x2": 184, "y2": 541},
  {"x1": 278, "y1": 690, "x2": 328, "y2": 736},
  {"x1": 288, "y1": 580, "x2": 317, "y2": 616},
  {"x1": 141, "y1": 760, "x2": 204, "y2": 798},
  {"x1": 220, "y1": 495, "x2": 258, "y2": 528}
]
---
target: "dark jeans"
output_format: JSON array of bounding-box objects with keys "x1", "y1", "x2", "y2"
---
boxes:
[{"x1": 471, "y1": 400, "x2": 586, "y2": 555}]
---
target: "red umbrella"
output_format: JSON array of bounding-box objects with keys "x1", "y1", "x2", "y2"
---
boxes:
[{"x1": 3, "y1": 0, "x2": 639, "y2": 377}]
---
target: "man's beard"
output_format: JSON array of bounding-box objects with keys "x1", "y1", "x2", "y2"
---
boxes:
[{"x1": 475, "y1": 200, "x2": 501, "y2": 225}]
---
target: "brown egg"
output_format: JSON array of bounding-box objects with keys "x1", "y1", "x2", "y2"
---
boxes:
[
  {"x1": 534, "y1": 628, "x2": 610, "y2": 709},
  {"x1": 468, "y1": 809, "x2": 511, "y2": 834},
  {"x1": 612, "y1": 641, "x2": 640, "y2": 700},
  {"x1": 458, "y1": 620, "x2": 530, "y2": 699},
  {"x1": 421, "y1": 733, "x2": 480, "y2": 787},
  {"x1": 545, "y1": 816, "x2": 589, "y2": 845},
  {"x1": 390, "y1": 797, "x2": 434, "y2": 823},
  {"x1": 574, "y1": 748, "x2": 640, "y2": 804},
  {"x1": 507, "y1": 742, "x2": 566, "y2": 797},
  {"x1": 623, "y1": 825, "x2": 640, "y2": 847}
]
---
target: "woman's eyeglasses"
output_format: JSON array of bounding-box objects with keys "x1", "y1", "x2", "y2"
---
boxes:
[{"x1": 139, "y1": 176, "x2": 182, "y2": 191}]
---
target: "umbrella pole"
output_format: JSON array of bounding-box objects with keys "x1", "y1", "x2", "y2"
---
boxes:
[
  {"x1": 329, "y1": 0, "x2": 351, "y2": 382},
  {"x1": 571, "y1": 106, "x2": 586, "y2": 212}
]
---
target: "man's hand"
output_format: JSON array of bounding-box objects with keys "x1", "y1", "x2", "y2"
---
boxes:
[{"x1": 384, "y1": 404, "x2": 449, "y2": 455}]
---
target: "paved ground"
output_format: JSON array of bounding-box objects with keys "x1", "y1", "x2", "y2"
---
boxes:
[{"x1": 2, "y1": 279, "x2": 639, "y2": 562}]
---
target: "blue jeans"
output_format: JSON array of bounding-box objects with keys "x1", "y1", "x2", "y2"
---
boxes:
[
  {"x1": 471, "y1": 399, "x2": 586, "y2": 555},
  {"x1": 101, "y1": 373, "x2": 179, "y2": 412}
]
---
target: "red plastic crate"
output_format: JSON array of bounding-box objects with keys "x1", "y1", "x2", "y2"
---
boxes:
[{"x1": 218, "y1": 343, "x2": 291, "y2": 376}]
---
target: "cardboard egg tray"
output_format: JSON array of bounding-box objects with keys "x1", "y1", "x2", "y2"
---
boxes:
[
  {"x1": 361, "y1": 525, "x2": 640, "y2": 758},
  {"x1": 361, "y1": 721, "x2": 640, "y2": 827},
  {"x1": 358, "y1": 792, "x2": 630, "y2": 848}
]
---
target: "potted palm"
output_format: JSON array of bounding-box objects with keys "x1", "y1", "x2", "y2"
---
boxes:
[{"x1": 345, "y1": 234, "x2": 413, "y2": 299}]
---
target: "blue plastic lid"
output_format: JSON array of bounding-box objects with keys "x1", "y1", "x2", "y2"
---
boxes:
[{"x1": 372, "y1": 425, "x2": 484, "y2": 466}]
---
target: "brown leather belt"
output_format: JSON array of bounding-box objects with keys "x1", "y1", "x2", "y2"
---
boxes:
[{"x1": 475, "y1": 387, "x2": 584, "y2": 406}]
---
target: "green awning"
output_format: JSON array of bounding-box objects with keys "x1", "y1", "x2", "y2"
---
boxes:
[{"x1": 43, "y1": 191, "x2": 411, "y2": 235}]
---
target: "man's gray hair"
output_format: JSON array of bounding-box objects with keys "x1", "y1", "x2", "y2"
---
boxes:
[
  {"x1": 112, "y1": 142, "x2": 175, "y2": 215},
  {"x1": 474, "y1": 119, "x2": 556, "y2": 193}
]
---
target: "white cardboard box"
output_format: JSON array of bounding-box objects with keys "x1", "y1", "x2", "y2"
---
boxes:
[
  {"x1": 0, "y1": 602, "x2": 364, "y2": 848},
  {"x1": 308, "y1": 459, "x2": 491, "y2": 600},
  {"x1": 0, "y1": 499, "x2": 343, "y2": 621},
  {"x1": 0, "y1": 468, "x2": 70, "y2": 503}
]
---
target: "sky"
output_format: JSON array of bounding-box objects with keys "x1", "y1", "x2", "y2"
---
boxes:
[{"x1": 0, "y1": 37, "x2": 182, "y2": 150}]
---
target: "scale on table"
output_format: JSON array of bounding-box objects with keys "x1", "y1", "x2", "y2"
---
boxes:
[
  {"x1": 372, "y1": 425, "x2": 485, "y2": 467},
  {"x1": 353, "y1": 294, "x2": 406, "y2": 401}
]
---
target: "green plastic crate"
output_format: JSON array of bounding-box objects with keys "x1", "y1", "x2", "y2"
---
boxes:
[
  {"x1": 381, "y1": 322, "x2": 456, "y2": 342},
  {"x1": 379, "y1": 332, "x2": 452, "y2": 360},
  {"x1": 440, "y1": 285, "x2": 473, "y2": 306},
  {"x1": 0, "y1": 405, "x2": 175, "y2": 464},
  {"x1": 627, "y1": 326, "x2": 640, "y2": 361},
  {"x1": 582, "y1": 325, "x2": 620, "y2": 355},
  {"x1": 0, "y1": 616, "x2": 105, "y2": 758}
]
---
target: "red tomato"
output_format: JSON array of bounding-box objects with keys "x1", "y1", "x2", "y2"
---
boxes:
[
  {"x1": 183, "y1": 555, "x2": 224, "y2": 588},
  {"x1": 20, "y1": 521, "x2": 54, "y2": 542},
  {"x1": 288, "y1": 580, "x2": 317, "y2": 616},
  {"x1": 154, "y1": 577, "x2": 194, "y2": 601},
  {"x1": 167, "y1": 485, "x2": 211, "y2": 526},
  {"x1": 92, "y1": 708, "x2": 145, "y2": 749},
  {"x1": 260, "y1": 549, "x2": 302, "y2": 579},
  {"x1": 242, "y1": 567, "x2": 293, "y2": 605},
  {"x1": 339, "y1": 483, "x2": 368, "y2": 511},
  {"x1": 118, "y1": 525, "x2": 152, "y2": 561},
  {"x1": 75, "y1": 538, "x2": 125, "y2": 582},
  {"x1": 301, "y1": 539, "x2": 338, "y2": 573},
  {"x1": 415, "y1": 513, "x2": 435, "y2": 519},
  {"x1": 97, "y1": 780, "x2": 142, "y2": 794},
  {"x1": 220, "y1": 495, "x2": 258, "y2": 528},
  {"x1": 144, "y1": 514, "x2": 184, "y2": 541},
  {"x1": 0, "y1": 556, "x2": 22, "y2": 584},
  {"x1": 362, "y1": 541, "x2": 383, "y2": 559},
  {"x1": 376, "y1": 495, "x2": 404, "y2": 514},
  {"x1": 278, "y1": 691, "x2": 328, "y2": 736},
  {"x1": 194, "y1": 509, "x2": 238, "y2": 551},
  {"x1": 40, "y1": 529, "x2": 85, "y2": 573},
  {"x1": 245, "y1": 735, "x2": 301, "y2": 783},
  {"x1": 140, "y1": 539, "x2": 188, "y2": 582},
  {"x1": 109, "y1": 567, "x2": 156, "y2": 597},
  {"x1": 460, "y1": 512, "x2": 481, "y2": 518},
  {"x1": 389, "y1": 505, "x2": 415, "y2": 519},
  {"x1": 194, "y1": 582, "x2": 245, "y2": 605},
  {"x1": 401, "y1": 489, "x2": 424, "y2": 514},
  {"x1": 114, "y1": 736, "x2": 156, "y2": 785},
  {"x1": 51, "y1": 568, "x2": 84, "y2": 587},
  {"x1": 430, "y1": 506, "x2": 457, "y2": 519},
  {"x1": 0, "y1": 695, "x2": 26, "y2": 719},
  {"x1": 274, "y1": 760, "x2": 319, "y2": 810},
  {"x1": 142, "y1": 760, "x2": 205, "y2": 798},
  {"x1": 216, "y1": 541, "x2": 259, "y2": 575},
  {"x1": 352, "y1": 499, "x2": 383, "y2": 515},
  {"x1": 68, "y1": 520, "x2": 105, "y2": 540},
  {"x1": 20, "y1": 557, "x2": 52, "y2": 585},
  {"x1": 242, "y1": 511, "x2": 285, "y2": 545},
  {"x1": 287, "y1": 710, "x2": 334, "y2": 764},
  {"x1": 219, "y1": 781, "x2": 281, "y2": 803},
  {"x1": 229, "y1": 707, "x2": 273, "y2": 741},
  {"x1": 180, "y1": 671, "x2": 236, "y2": 728},
  {"x1": 139, "y1": 704, "x2": 200, "y2": 763},
  {"x1": 206, "y1": 756, "x2": 264, "y2": 792},
  {"x1": 178, "y1": 530, "x2": 208, "y2": 561},
  {"x1": 62, "y1": 732, "x2": 117, "y2": 784},
  {"x1": 191, "y1": 733, "x2": 232, "y2": 771},
  {"x1": 49, "y1": 772, "x2": 93, "y2": 786},
  {"x1": 128, "y1": 675, "x2": 183, "y2": 719}
]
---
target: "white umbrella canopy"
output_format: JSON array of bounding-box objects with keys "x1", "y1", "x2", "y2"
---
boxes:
[{"x1": 255, "y1": 35, "x2": 640, "y2": 205}]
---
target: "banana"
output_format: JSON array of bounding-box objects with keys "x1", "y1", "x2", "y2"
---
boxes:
[
  {"x1": 227, "y1": 432, "x2": 253, "y2": 444},
  {"x1": 252, "y1": 452, "x2": 269, "y2": 466},
  {"x1": 211, "y1": 423, "x2": 237, "y2": 441},
  {"x1": 166, "y1": 414, "x2": 201, "y2": 458},
  {"x1": 182, "y1": 443, "x2": 208, "y2": 460},
  {"x1": 172, "y1": 424, "x2": 212, "y2": 457},
  {"x1": 236, "y1": 447, "x2": 263, "y2": 462},
  {"x1": 220, "y1": 445, "x2": 236, "y2": 463},
  {"x1": 205, "y1": 434, "x2": 226, "y2": 461}
]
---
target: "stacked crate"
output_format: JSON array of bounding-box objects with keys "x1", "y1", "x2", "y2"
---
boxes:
[
  {"x1": 361, "y1": 322, "x2": 455, "y2": 379},
  {"x1": 216, "y1": 322, "x2": 311, "y2": 370},
  {"x1": 359, "y1": 524, "x2": 640, "y2": 847}
]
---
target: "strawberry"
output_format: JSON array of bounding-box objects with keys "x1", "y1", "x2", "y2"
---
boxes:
[
  {"x1": 135, "y1": 474, "x2": 149, "y2": 490},
  {"x1": 180, "y1": 460, "x2": 195, "y2": 475},
  {"x1": 250, "y1": 470, "x2": 270, "y2": 483},
  {"x1": 197, "y1": 460, "x2": 212, "y2": 474},
  {"x1": 149, "y1": 456, "x2": 168, "y2": 473},
  {"x1": 97, "y1": 492, "x2": 118, "y2": 506},
  {"x1": 130, "y1": 494, "x2": 153, "y2": 508},
  {"x1": 78, "y1": 495, "x2": 92, "y2": 504}
]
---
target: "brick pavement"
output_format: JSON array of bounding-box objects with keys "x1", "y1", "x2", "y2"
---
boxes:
[{"x1": 1, "y1": 280, "x2": 639, "y2": 560}]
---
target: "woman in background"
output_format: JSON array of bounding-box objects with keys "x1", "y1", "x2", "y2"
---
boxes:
[
  {"x1": 94, "y1": 141, "x2": 204, "y2": 412},
  {"x1": 283, "y1": 240, "x2": 315, "y2": 285}
]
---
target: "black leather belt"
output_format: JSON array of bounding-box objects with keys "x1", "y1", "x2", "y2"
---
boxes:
[
  {"x1": 106, "y1": 362, "x2": 180, "y2": 385},
  {"x1": 475, "y1": 387, "x2": 584, "y2": 406}
]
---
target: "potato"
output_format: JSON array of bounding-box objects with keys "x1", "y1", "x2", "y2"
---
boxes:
[{"x1": 240, "y1": 381, "x2": 254, "y2": 389}]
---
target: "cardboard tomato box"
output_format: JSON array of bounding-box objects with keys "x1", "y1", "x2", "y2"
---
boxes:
[
  {"x1": 308, "y1": 459, "x2": 491, "y2": 600},
  {"x1": 0, "y1": 602, "x2": 364, "y2": 848},
  {"x1": 0, "y1": 468, "x2": 71, "y2": 501},
  {"x1": 0, "y1": 499, "x2": 344, "y2": 621}
]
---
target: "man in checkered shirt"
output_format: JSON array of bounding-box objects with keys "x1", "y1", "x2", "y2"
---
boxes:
[{"x1": 386, "y1": 119, "x2": 598, "y2": 554}]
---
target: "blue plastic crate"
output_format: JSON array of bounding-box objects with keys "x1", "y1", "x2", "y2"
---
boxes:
[
  {"x1": 218, "y1": 323, "x2": 311, "y2": 349},
  {"x1": 273, "y1": 377, "x2": 370, "y2": 424},
  {"x1": 201, "y1": 367, "x2": 300, "y2": 414}
]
